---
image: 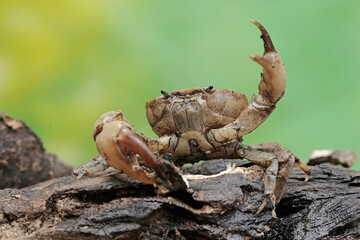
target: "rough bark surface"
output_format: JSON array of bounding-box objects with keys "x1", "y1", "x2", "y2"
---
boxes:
[
  {"x1": 1, "y1": 159, "x2": 360, "y2": 240},
  {"x1": 1, "y1": 113, "x2": 359, "y2": 239},
  {"x1": 0, "y1": 112, "x2": 72, "y2": 189}
]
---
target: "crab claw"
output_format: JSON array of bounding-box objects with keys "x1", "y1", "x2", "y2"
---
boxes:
[
  {"x1": 206, "y1": 20, "x2": 287, "y2": 144},
  {"x1": 249, "y1": 19, "x2": 286, "y2": 104},
  {"x1": 93, "y1": 111, "x2": 166, "y2": 184},
  {"x1": 93, "y1": 111, "x2": 187, "y2": 192}
]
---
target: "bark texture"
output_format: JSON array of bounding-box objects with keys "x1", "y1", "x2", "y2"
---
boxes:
[
  {"x1": 1, "y1": 112, "x2": 359, "y2": 239},
  {"x1": 0, "y1": 112, "x2": 72, "y2": 189},
  {"x1": 1, "y1": 159, "x2": 360, "y2": 240}
]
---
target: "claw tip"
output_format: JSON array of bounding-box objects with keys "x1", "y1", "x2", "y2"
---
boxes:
[
  {"x1": 249, "y1": 19, "x2": 256, "y2": 24},
  {"x1": 250, "y1": 19, "x2": 276, "y2": 53},
  {"x1": 249, "y1": 19, "x2": 261, "y2": 28}
]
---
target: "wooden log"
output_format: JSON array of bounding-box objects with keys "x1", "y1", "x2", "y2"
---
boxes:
[
  {"x1": 307, "y1": 149, "x2": 358, "y2": 168},
  {"x1": 0, "y1": 113, "x2": 72, "y2": 189},
  {"x1": 1, "y1": 158, "x2": 360, "y2": 239},
  {"x1": 1, "y1": 113, "x2": 359, "y2": 239}
]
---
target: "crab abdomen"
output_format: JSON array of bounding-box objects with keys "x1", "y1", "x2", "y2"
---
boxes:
[{"x1": 146, "y1": 88, "x2": 248, "y2": 137}]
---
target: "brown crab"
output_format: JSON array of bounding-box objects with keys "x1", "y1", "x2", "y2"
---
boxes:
[{"x1": 73, "y1": 20, "x2": 310, "y2": 217}]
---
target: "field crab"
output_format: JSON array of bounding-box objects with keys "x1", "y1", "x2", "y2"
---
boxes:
[{"x1": 73, "y1": 20, "x2": 310, "y2": 217}]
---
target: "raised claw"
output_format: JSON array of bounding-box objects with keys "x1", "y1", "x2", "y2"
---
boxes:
[
  {"x1": 207, "y1": 20, "x2": 287, "y2": 144},
  {"x1": 249, "y1": 19, "x2": 286, "y2": 104},
  {"x1": 249, "y1": 19, "x2": 276, "y2": 53}
]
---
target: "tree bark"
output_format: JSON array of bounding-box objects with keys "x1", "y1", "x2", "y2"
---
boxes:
[
  {"x1": 0, "y1": 113, "x2": 72, "y2": 189},
  {"x1": 1, "y1": 159, "x2": 360, "y2": 240},
  {"x1": 1, "y1": 113, "x2": 359, "y2": 239}
]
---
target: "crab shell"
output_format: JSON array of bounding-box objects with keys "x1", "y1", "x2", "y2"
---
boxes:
[{"x1": 146, "y1": 88, "x2": 248, "y2": 137}]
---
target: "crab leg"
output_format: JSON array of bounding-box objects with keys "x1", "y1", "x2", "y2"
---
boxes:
[
  {"x1": 239, "y1": 142, "x2": 309, "y2": 217},
  {"x1": 241, "y1": 145, "x2": 279, "y2": 217},
  {"x1": 256, "y1": 158, "x2": 279, "y2": 218},
  {"x1": 72, "y1": 155, "x2": 110, "y2": 179},
  {"x1": 208, "y1": 20, "x2": 286, "y2": 144}
]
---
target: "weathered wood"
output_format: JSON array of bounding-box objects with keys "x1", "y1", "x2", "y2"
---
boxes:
[
  {"x1": 1, "y1": 159, "x2": 360, "y2": 240},
  {"x1": 1, "y1": 113, "x2": 359, "y2": 239},
  {"x1": 0, "y1": 113, "x2": 72, "y2": 189},
  {"x1": 307, "y1": 149, "x2": 358, "y2": 168}
]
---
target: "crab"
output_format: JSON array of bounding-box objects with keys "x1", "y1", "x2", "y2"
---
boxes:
[{"x1": 73, "y1": 20, "x2": 310, "y2": 217}]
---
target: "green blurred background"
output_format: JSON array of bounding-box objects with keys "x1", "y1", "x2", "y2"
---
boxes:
[{"x1": 0, "y1": 1, "x2": 359, "y2": 169}]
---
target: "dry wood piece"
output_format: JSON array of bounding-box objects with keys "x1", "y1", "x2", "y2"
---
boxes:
[
  {"x1": 1, "y1": 159, "x2": 360, "y2": 239},
  {"x1": 307, "y1": 149, "x2": 358, "y2": 168},
  {"x1": 0, "y1": 112, "x2": 72, "y2": 189}
]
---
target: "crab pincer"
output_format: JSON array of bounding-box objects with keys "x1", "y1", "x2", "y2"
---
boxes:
[
  {"x1": 92, "y1": 111, "x2": 186, "y2": 192},
  {"x1": 249, "y1": 19, "x2": 286, "y2": 104},
  {"x1": 208, "y1": 20, "x2": 287, "y2": 143},
  {"x1": 93, "y1": 111, "x2": 164, "y2": 184}
]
